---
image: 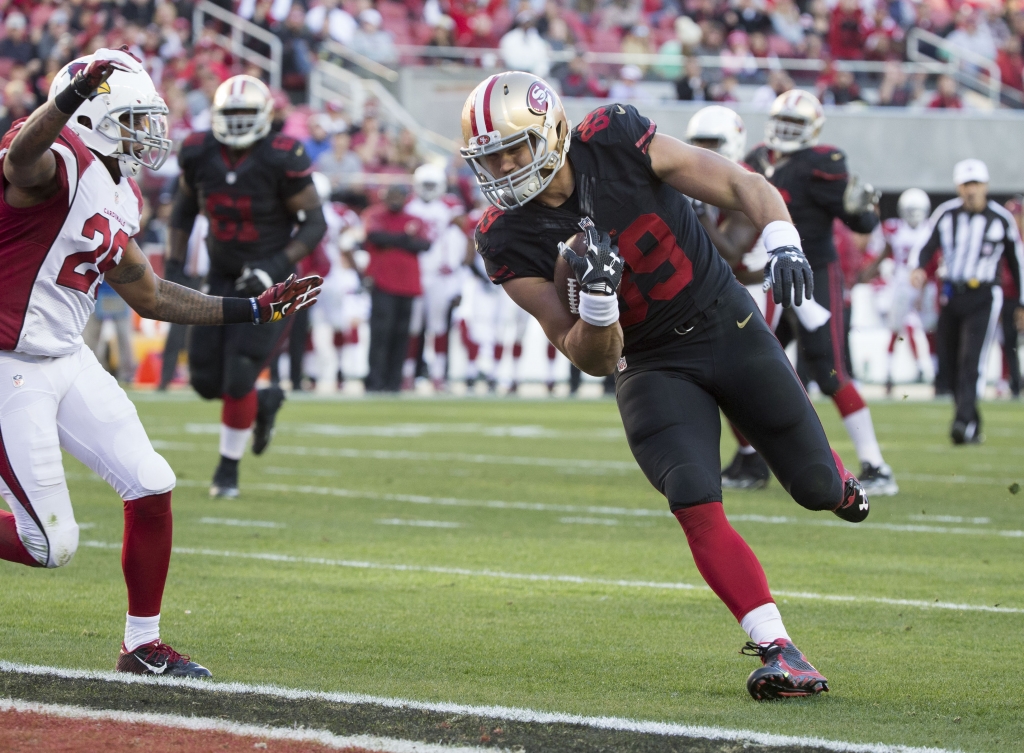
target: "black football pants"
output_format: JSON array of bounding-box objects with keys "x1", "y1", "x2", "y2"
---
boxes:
[
  {"x1": 774, "y1": 261, "x2": 851, "y2": 395},
  {"x1": 188, "y1": 275, "x2": 289, "y2": 400},
  {"x1": 615, "y1": 280, "x2": 843, "y2": 512},
  {"x1": 366, "y1": 289, "x2": 414, "y2": 392},
  {"x1": 936, "y1": 285, "x2": 1003, "y2": 431}
]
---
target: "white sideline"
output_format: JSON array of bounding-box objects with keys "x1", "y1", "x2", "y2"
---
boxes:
[
  {"x1": 0, "y1": 664, "x2": 961, "y2": 753},
  {"x1": 0, "y1": 698, "x2": 499, "y2": 753},
  {"x1": 77, "y1": 541, "x2": 1024, "y2": 614}
]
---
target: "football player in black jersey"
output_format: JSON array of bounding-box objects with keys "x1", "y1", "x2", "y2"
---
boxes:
[
  {"x1": 167, "y1": 75, "x2": 327, "y2": 498},
  {"x1": 465, "y1": 71, "x2": 869, "y2": 701},
  {"x1": 684, "y1": 105, "x2": 772, "y2": 491},
  {"x1": 745, "y1": 90, "x2": 897, "y2": 497}
]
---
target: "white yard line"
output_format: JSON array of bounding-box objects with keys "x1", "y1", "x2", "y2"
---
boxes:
[
  {"x1": 77, "y1": 541, "x2": 1024, "y2": 614},
  {"x1": 67, "y1": 473, "x2": 1024, "y2": 538},
  {"x1": 0, "y1": 698, "x2": 498, "y2": 753},
  {"x1": 199, "y1": 518, "x2": 286, "y2": 529},
  {"x1": 183, "y1": 422, "x2": 626, "y2": 441},
  {"x1": 0, "y1": 665, "x2": 962, "y2": 753},
  {"x1": 148, "y1": 439, "x2": 1022, "y2": 485},
  {"x1": 376, "y1": 519, "x2": 462, "y2": 528}
]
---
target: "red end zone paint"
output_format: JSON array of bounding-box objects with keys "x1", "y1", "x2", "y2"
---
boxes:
[{"x1": 0, "y1": 708, "x2": 385, "y2": 753}]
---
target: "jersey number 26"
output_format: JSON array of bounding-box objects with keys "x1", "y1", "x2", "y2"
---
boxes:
[{"x1": 56, "y1": 213, "x2": 129, "y2": 297}]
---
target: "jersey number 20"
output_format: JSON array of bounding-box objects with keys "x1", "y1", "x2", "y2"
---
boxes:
[{"x1": 56, "y1": 213, "x2": 130, "y2": 296}]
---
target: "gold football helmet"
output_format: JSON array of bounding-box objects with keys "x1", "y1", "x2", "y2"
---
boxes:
[
  {"x1": 765, "y1": 89, "x2": 824, "y2": 154},
  {"x1": 212, "y1": 75, "x2": 273, "y2": 149},
  {"x1": 460, "y1": 71, "x2": 570, "y2": 210}
]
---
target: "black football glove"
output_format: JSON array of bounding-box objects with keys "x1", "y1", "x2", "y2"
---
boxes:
[
  {"x1": 234, "y1": 252, "x2": 292, "y2": 296},
  {"x1": 558, "y1": 226, "x2": 623, "y2": 296},
  {"x1": 763, "y1": 245, "x2": 814, "y2": 307}
]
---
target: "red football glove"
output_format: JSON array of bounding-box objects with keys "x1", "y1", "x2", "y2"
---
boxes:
[
  {"x1": 71, "y1": 57, "x2": 134, "y2": 98},
  {"x1": 253, "y1": 274, "x2": 322, "y2": 324}
]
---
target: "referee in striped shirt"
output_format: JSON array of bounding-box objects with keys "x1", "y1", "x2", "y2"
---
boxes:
[{"x1": 910, "y1": 159, "x2": 1024, "y2": 444}]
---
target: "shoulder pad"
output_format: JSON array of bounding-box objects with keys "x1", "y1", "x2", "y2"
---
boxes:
[
  {"x1": 475, "y1": 205, "x2": 505, "y2": 238},
  {"x1": 806, "y1": 145, "x2": 848, "y2": 179},
  {"x1": 182, "y1": 130, "x2": 210, "y2": 149},
  {"x1": 574, "y1": 103, "x2": 655, "y2": 152},
  {"x1": 270, "y1": 134, "x2": 300, "y2": 152}
]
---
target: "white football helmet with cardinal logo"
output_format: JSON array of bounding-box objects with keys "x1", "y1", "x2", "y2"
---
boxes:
[{"x1": 48, "y1": 48, "x2": 171, "y2": 177}]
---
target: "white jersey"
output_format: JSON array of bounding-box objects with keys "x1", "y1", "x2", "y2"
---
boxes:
[
  {"x1": 880, "y1": 218, "x2": 931, "y2": 276},
  {"x1": 405, "y1": 194, "x2": 467, "y2": 279},
  {"x1": 0, "y1": 125, "x2": 142, "y2": 357}
]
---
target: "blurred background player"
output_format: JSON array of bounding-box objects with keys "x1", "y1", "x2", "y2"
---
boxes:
[
  {"x1": 910, "y1": 159, "x2": 1024, "y2": 444},
  {"x1": 169, "y1": 75, "x2": 326, "y2": 499},
  {"x1": 685, "y1": 105, "x2": 770, "y2": 489},
  {"x1": 862, "y1": 189, "x2": 935, "y2": 394},
  {"x1": 746, "y1": 90, "x2": 898, "y2": 497},
  {"x1": 308, "y1": 172, "x2": 367, "y2": 393},
  {"x1": 999, "y1": 196, "x2": 1023, "y2": 399},
  {"x1": 158, "y1": 213, "x2": 208, "y2": 391},
  {"x1": 403, "y1": 162, "x2": 472, "y2": 391},
  {"x1": 364, "y1": 185, "x2": 431, "y2": 392}
]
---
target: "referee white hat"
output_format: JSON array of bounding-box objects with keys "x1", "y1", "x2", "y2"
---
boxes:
[{"x1": 953, "y1": 159, "x2": 989, "y2": 185}]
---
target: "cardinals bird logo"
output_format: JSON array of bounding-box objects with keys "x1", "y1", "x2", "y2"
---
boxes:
[{"x1": 68, "y1": 63, "x2": 112, "y2": 97}]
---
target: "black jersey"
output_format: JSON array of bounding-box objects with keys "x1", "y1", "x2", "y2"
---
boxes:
[
  {"x1": 476, "y1": 104, "x2": 734, "y2": 354},
  {"x1": 178, "y1": 130, "x2": 314, "y2": 280},
  {"x1": 744, "y1": 143, "x2": 878, "y2": 269}
]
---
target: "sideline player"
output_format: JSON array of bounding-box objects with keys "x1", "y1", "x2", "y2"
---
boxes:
[
  {"x1": 463, "y1": 72, "x2": 868, "y2": 700},
  {"x1": 403, "y1": 163, "x2": 471, "y2": 391},
  {"x1": 746, "y1": 91, "x2": 898, "y2": 496},
  {"x1": 685, "y1": 106, "x2": 833, "y2": 490},
  {"x1": 862, "y1": 189, "x2": 935, "y2": 393},
  {"x1": 0, "y1": 50, "x2": 320, "y2": 676},
  {"x1": 169, "y1": 75, "x2": 327, "y2": 498}
]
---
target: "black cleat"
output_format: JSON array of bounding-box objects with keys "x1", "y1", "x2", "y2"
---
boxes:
[
  {"x1": 951, "y1": 420, "x2": 983, "y2": 445},
  {"x1": 252, "y1": 386, "x2": 286, "y2": 455},
  {"x1": 834, "y1": 475, "x2": 869, "y2": 523},
  {"x1": 858, "y1": 462, "x2": 898, "y2": 496},
  {"x1": 742, "y1": 639, "x2": 828, "y2": 700},
  {"x1": 721, "y1": 450, "x2": 770, "y2": 490},
  {"x1": 210, "y1": 456, "x2": 239, "y2": 499},
  {"x1": 116, "y1": 641, "x2": 211, "y2": 678}
]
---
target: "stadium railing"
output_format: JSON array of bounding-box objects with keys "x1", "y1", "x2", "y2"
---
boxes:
[
  {"x1": 906, "y1": 28, "x2": 1024, "y2": 109},
  {"x1": 192, "y1": 0, "x2": 283, "y2": 91}
]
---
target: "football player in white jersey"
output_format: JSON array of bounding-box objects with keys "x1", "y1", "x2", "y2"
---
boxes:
[
  {"x1": 863, "y1": 188, "x2": 934, "y2": 393},
  {"x1": 0, "y1": 49, "x2": 321, "y2": 677},
  {"x1": 403, "y1": 162, "x2": 472, "y2": 391},
  {"x1": 307, "y1": 172, "x2": 367, "y2": 393}
]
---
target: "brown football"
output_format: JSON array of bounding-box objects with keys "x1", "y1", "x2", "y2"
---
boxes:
[{"x1": 554, "y1": 231, "x2": 587, "y2": 318}]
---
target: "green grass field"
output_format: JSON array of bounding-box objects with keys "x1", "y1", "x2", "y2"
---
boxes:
[{"x1": 1, "y1": 393, "x2": 1021, "y2": 751}]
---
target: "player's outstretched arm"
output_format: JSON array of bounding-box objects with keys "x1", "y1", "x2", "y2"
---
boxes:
[
  {"x1": 504, "y1": 277, "x2": 623, "y2": 376},
  {"x1": 107, "y1": 239, "x2": 322, "y2": 325},
  {"x1": 4, "y1": 55, "x2": 130, "y2": 201}
]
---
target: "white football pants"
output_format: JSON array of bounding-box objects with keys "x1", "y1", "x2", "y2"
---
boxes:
[{"x1": 0, "y1": 346, "x2": 175, "y2": 568}]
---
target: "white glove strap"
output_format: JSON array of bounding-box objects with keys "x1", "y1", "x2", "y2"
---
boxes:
[
  {"x1": 763, "y1": 221, "x2": 802, "y2": 253},
  {"x1": 578, "y1": 291, "x2": 619, "y2": 327}
]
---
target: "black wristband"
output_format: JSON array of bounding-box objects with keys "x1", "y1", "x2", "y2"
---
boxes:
[
  {"x1": 223, "y1": 296, "x2": 256, "y2": 324},
  {"x1": 53, "y1": 84, "x2": 88, "y2": 116}
]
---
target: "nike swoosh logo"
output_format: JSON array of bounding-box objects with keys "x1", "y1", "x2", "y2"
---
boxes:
[
  {"x1": 616, "y1": 105, "x2": 626, "y2": 114},
  {"x1": 736, "y1": 313, "x2": 753, "y2": 328},
  {"x1": 137, "y1": 658, "x2": 168, "y2": 674}
]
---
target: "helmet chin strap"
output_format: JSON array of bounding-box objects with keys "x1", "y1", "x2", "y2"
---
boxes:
[{"x1": 117, "y1": 152, "x2": 142, "y2": 178}]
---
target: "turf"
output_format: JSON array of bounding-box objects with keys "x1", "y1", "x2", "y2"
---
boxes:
[{"x1": 1, "y1": 393, "x2": 1021, "y2": 752}]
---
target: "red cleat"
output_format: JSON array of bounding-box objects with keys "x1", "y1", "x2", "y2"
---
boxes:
[
  {"x1": 831, "y1": 450, "x2": 869, "y2": 523},
  {"x1": 742, "y1": 639, "x2": 829, "y2": 700}
]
